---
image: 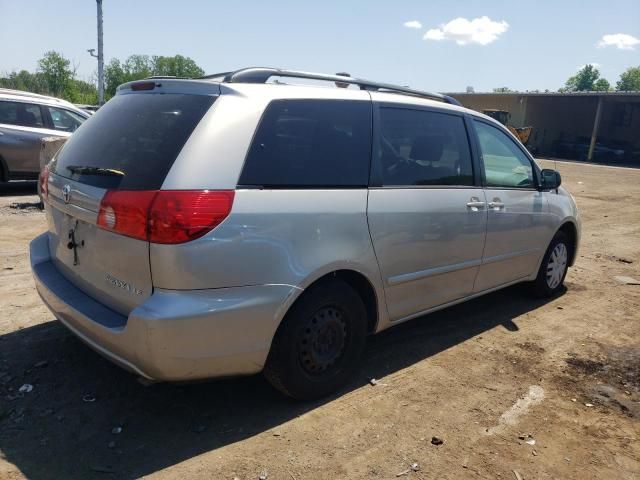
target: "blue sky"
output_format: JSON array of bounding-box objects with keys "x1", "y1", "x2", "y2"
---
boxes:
[{"x1": 0, "y1": 0, "x2": 639, "y2": 92}]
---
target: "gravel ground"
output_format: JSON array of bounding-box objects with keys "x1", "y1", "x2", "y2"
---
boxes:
[{"x1": 0, "y1": 160, "x2": 638, "y2": 480}]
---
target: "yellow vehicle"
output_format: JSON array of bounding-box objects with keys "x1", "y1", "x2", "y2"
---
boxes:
[{"x1": 483, "y1": 109, "x2": 533, "y2": 146}]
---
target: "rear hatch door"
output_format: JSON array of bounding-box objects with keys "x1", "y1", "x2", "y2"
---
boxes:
[{"x1": 45, "y1": 84, "x2": 218, "y2": 315}]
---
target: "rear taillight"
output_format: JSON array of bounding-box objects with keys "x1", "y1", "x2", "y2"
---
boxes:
[
  {"x1": 97, "y1": 190, "x2": 234, "y2": 244},
  {"x1": 148, "y1": 190, "x2": 235, "y2": 244},
  {"x1": 97, "y1": 190, "x2": 157, "y2": 241},
  {"x1": 39, "y1": 165, "x2": 50, "y2": 201}
]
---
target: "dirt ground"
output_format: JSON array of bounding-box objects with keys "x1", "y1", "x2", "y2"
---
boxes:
[{"x1": 0, "y1": 160, "x2": 638, "y2": 480}]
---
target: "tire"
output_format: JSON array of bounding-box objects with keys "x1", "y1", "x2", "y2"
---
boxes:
[
  {"x1": 263, "y1": 279, "x2": 368, "y2": 400},
  {"x1": 530, "y1": 231, "x2": 571, "y2": 298}
]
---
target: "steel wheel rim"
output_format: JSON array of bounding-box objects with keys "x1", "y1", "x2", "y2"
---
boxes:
[
  {"x1": 299, "y1": 306, "x2": 348, "y2": 375},
  {"x1": 546, "y1": 243, "x2": 568, "y2": 289}
]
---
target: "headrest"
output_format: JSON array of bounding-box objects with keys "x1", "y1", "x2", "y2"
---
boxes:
[{"x1": 410, "y1": 134, "x2": 444, "y2": 162}]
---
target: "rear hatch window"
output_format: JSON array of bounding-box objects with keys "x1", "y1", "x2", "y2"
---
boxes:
[{"x1": 50, "y1": 93, "x2": 216, "y2": 189}]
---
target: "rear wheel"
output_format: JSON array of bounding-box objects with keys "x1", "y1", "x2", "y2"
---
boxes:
[
  {"x1": 264, "y1": 279, "x2": 368, "y2": 400},
  {"x1": 530, "y1": 231, "x2": 570, "y2": 298}
]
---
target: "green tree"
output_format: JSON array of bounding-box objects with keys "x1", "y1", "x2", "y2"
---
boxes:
[
  {"x1": 561, "y1": 64, "x2": 609, "y2": 92},
  {"x1": 38, "y1": 51, "x2": 74, "y2": 97},
  {"x1": 0, "y1": 70, "x2": 48, "y2": 93},
  {"x1": 68, "y1": 79, "x2": 98, "y2": 104},
  {"x1": 4, "y1": 51, "x2": 205, "y2": 103},
  {"x1": 492, "y1": 87, "x2": 514, "y2": 93},
  {"x1": 151, "y1": 55, "x2": 205, "y2": 77},
  {"x1": 104, "y1": 55, "x2": 152, "y2": 98},
  {"x1": 593, "y1": 78, "x2": 611, "y2": 92},
  {"x1": 104, "y1": 54, "x2": 204, "y2": 98},
  {"x1": 104, "y1": 59, "x2": 126, "y2": 97},
  {"x1": 616, "y1": 66, "x2": 640, "y2": 91},
  {"x1": 125, "y1": 54, "x2": 153, "y2": 78}
]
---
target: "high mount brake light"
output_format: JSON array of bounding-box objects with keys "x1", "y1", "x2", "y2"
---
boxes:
[
  {"x1": 97, "y1": 190, "x2": 235, "y2": 244},
  {"x1": 130, "y1": 82, "x2": 157, "y2": 91}
]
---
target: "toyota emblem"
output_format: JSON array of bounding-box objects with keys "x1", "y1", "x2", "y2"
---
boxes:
[{"x1": 62, "y1": 184, "x2": 71, "y2": 204}]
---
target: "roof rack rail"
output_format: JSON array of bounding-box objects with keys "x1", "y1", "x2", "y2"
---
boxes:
[
  {"x1": 199, "y1": 71, "x2": 233, "y2": 81},
  {"x1": 199, "y1": 67, "x2": 462, "y2": 106},
  {"x1": 144, "y1": 76, "x2": 188, "y2": 80}
]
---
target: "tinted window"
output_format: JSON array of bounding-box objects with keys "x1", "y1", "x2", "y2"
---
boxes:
[
  {"x1": 239, "y1": 99, "x2": 371, "y2": 187},
  {"x1": 0, "y1": 101, "x2": 43, "y2": 127},
  {"x1": 0, "y1": 101, "x2": 19, "y2": 125},
  {"x1": 47, "y1": 106, "x2": 85, "y2": 132},
  {"x1": 378, "y1": 108, "x2": 473, "y2": 186},
  {"x1": 52, "y1": 94, "x2": 215, "y2": 189},
  {"x1": 24, "y1": 104, "x2": 44, "y2": 127},
  {"x1": 474, "y1": 120, "x2": 534, "y2": 188}
]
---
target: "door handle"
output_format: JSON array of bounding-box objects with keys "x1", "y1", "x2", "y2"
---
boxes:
[
  {"x1": 488, "y1": 201, "x2": 505, "y2": 211},
  {"x1": 466, "y1": 198, "x2": 486, "y2": 212}
]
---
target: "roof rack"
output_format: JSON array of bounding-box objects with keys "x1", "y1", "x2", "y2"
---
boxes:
[
  {"x1": 199, "y1": 67, "x2": 462, "y2": 106},
  {"x1": 144, "y1": 75, "x2": 188, "y2": 80}
]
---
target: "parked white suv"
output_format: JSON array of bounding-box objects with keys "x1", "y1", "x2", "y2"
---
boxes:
[{"x1": 31, "y1": 68, "x2": 580, "y2": 399}]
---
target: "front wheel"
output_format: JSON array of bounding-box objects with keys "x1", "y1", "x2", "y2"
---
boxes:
[
  {"x1": 263, "y1": 279, "x2": 368, "y2": 400},
  {"x1": 530, "y1": 231, "x2": 571, "y2": 298}
]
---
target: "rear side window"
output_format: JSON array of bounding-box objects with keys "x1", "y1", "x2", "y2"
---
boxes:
[
  {"x1": 378, "y1": 108, "x2": 473, "y2": 187},
  {"x1": 51, "y1": 94, "x2": 215, "y2": 189},
  {"x1": 0, "y1": 101, "x2": 44, "y2": 128},
  {"x1": 239, "y1": 99, "x2": 372, "y2": 188}
]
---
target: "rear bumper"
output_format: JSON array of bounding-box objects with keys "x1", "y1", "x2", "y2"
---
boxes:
[{"x1": 30, "y1": 233, "x2": 299, "y2": 381}]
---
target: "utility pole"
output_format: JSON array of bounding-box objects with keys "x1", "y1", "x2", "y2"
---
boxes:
[
  {"x1": 89, "y1": 0, "x2": 105, "y2": 105},
  {"x1": 96, "y1": 0, "x2": 104, "y2": 105}
]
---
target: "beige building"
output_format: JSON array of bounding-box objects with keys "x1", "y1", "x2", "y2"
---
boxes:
[{"x1": 448, "y1": 92, "x2": 640, "y2": 164}]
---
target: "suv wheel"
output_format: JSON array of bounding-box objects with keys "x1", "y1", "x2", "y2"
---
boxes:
[
  {"x1": 531, "y1": 231, "x2": 570, "y2": 298},
  {"x1": 264, "y1": 279, "x2": 367, "y2": 400}
]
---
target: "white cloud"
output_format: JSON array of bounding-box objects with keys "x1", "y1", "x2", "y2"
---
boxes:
[
  {"x1": 403, "y1": 20, "x2": 422, "y2": 29},
  {"x1": 424, "y1": 16, "x2": 509, "y2": 46},
  {"x1": 597, "y1": 33, "x2": 640, "y2": 50},
  {"x1": 577, "y1": 63, "x2": 601, "y2": 71}
]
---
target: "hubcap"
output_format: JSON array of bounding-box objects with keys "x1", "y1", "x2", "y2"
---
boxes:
[
  {"x1": 546, "y1": 242, "x2": 568, "y2": 289},
  {"x1": 299, "y1": 306, "x2": 347, "y2": 375}
]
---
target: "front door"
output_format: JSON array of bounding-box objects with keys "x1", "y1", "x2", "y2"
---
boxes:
[
  {"x1": 367, "y1": 104, "x2": 486, "y2": 321},
  {"x1": 471, "y1": 119, "x2": 551, "y2": 292}
]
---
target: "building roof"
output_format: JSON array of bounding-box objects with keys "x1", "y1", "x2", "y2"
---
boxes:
[{"x1": 446, "y1": 91, "x2": 640, "y2": 98}]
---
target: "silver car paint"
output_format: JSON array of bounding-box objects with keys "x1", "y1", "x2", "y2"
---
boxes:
[
  {"x1": 31, "y1": 232, "x2": 298, "y2": 380},
  {"x1": 367, "y1": 187, "x2": 487, "y2": 321},
  {"x1": 30, "y1": 80, "x2": 581, "y2": 381},
  {"x1": 45, "y1": 173, "x2": 154, "y2": 316},
  {"x1": 473, "y1": 188, "x2": 552, "y2": 292},
  {"x1": 150, "y1": 189, "x2": 384, "y2": 293}
]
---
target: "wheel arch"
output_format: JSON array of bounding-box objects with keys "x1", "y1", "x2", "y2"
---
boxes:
[
  {"x1": 557, "y1": 221, "x2": 578, "y2": 266},
  {"x1": 282, "y1": 269, "x2": 381, "y2": 336}
]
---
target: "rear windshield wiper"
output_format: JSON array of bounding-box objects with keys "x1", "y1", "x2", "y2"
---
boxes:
[{"x1": 66, "y1": 165, "x2": 125, "y2": 177}]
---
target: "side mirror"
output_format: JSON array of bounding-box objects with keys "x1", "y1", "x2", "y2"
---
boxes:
[{"x1": 540, "y1": 169, "x2": 561, "y2": 191}]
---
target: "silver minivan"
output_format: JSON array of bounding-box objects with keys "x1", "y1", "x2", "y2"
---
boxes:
[{"x1": 31, "y1": 68, "x2": 580, "y2": 399}]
